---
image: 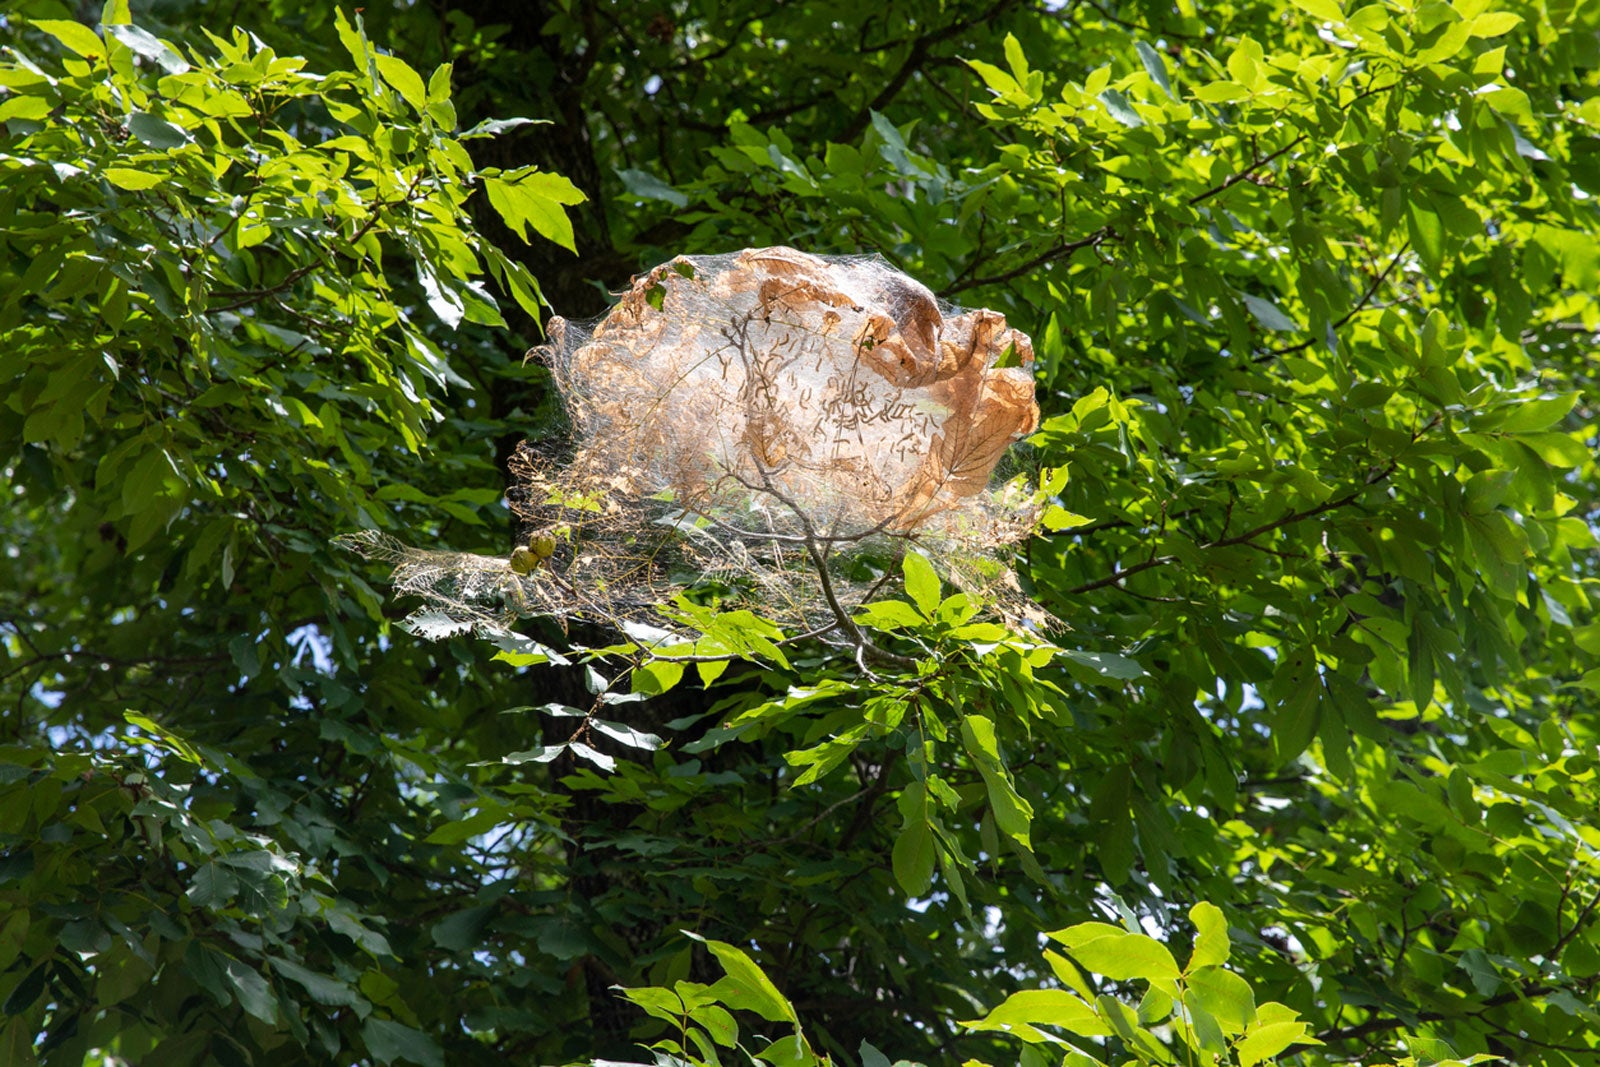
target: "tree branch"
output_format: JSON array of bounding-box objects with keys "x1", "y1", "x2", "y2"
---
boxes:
[
  {"x1": 837, "y1": 0, "x2": 1023, "y2": 143},
  {"x1": 941, "y1": 226, "x2": 1115, "y2": 297},
  {"x1": 1063, "y1": 460, "x2": 1400, "y2": 596}
]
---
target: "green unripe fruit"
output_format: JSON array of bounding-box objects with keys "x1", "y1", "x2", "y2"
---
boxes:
[{"x1": 529, "y1": 532, "x2": 557, "y2": 559}]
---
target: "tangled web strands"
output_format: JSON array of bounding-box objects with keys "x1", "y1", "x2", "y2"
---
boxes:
[{"x1": 352, "y1": 247, "x2": 1043, "y2": 637}]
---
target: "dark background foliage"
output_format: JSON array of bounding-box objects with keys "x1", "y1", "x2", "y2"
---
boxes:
[{"x1": 2, "y1": 0, "x2": 1598, "y2": 1064}]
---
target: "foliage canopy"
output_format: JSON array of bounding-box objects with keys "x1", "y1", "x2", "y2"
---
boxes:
[{"x1": 1, "y1": 0, "x2": 1598, "y2": 1066}]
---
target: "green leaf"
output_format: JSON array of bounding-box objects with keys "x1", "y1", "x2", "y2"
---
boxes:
[
  {"x1": 633, "y1": 658, "x2": 686, "y2": 696},
  {"x1": 1002, "y1": 33, "x2": 1029, "y2": 83},
  {"x1": 569, "y1": 742, "x2": 616, "y2": 772},
  {"x1": 1497, "y1": 393, "x2": 1579, "y2": 433},
  {"x1": 536, "y1": 916, "x2": 590, "y2": 960},
  {"x1": 484, "y1": 170, "x2": 587, "y2": 253},
  {"x1": 127, "y1": 111, "x2": 190, "y2": 148},
  {"x1": 103, "y1": 167, "x2": 167, "y2": 190},
  {"x1": 1236, "y1": 1020, "x2": 1313, "y2": 1066},
  {"x1": 1097, "y1": 993, "x2": 1174, "y2": 1063},
  {"x1": 325, "y1": 908, "x2": 395, "y2": 957},
  {"x1": 460, "y1": 116, "x2": 549, "y2": 138},
  {"x1": 496, "y1": 745, "x2": 566, "y2": 765},
  {"x1": 1241, "y1": 293, "x2": 1298, "y2": 332},
  {"x1": 965, "y1": 989, "x2": 1111, "y2": 1037},
  {"x1": 268, "y1": 957, "x2": 366, "y2": 1009},
  {"x1": 591, "y1": 719, "x2": 664, "y2": 750},
  {"x1": 1063, "y1": 649, "x2": 1144, "y2": 679},
  {"x1": 859, "y1": 1041, "x2": 891, "y2": 1067},
  {"x1": 488, "y1": 252, "x2": 547, "y2": 320},
  {"x1": 0, "y1": 913, "x2": 28, "y2": 974},
  {"x1": 363, "y1": 1018, "x2": 445, "y2": 1067},
  {"x1": 1269, "y1": 646, "x2": 1322, "y2": 760},
  {"x1": 187, "y1": 862, "x2": 240, "y2": 906},
  {"x1": 0, "y1": 97, "x2": 52, "y2": 122},
  {"x1": 1521, "y1": 432, "x2": 1590, "y2": 468},
  {"x1": 32, "y1": 19, "x2": 107, "y2": 59},
  {"x1": 965, "y1": 58, "x2": 1019, "y2": 96},
  {"x1": 1289, "y1": 0, "x2": 1344, "y2": 20},
  {"x1": 893, "y1": 783, "x2": 936, "y2": 896},
  {"x1": 1187, "y1": 902, "x2": 1229, "y2": 970},
  {"x1": 1185, "y1": 999, "x2": 1229, "y2": 1054},
  {"x1": 431, "y1": 906, "x2": 493, "y2": 952},
  {"x1": 1417, "y1": 19, "x2": 1471, "y2": 63},
  {"x1": 1192, "y1": 81, "x2": 1251, "y2": 102},
  {"x1": 856, "y1": 599, "x2": 929, "y2": 630},
  {"x1": 617, "y1": 167, "x2": 688, "y2": 208},
  {"x1": 0, "y1": 1019, "x2": 33, "y2": 1067},
  {"x1": 1185, "y1": 966, "x2": 1256, "y2": 1032},
  {"x1": 1469, "y1": 11, "x2": 1522, "y2": 36},
  {"x1": 224, "y1": 959, "x2": 278, "y2": 1025},
  {"x1": 1457, "y1": 948, "x2": 1502, "y2": 996},
  {"x1": 1407, "y1": 200, "x2": 1445, "y2": 278},
  {"x1": 962, "y1": 715, "x2": 1033, "y2": 847},
  {"x1": 1098, "y1": 88, "x2": 1143, "y2": 127},
  {"x1": 1042, "y1": 505, "x2": 1091, "y2": 531},
  {"x1": 332, "y1": 7, "x2": 372, "y2": 71},
  {"x1": 416, "y1": 265, "x2": 464, "y2": 329},
  {"x1": 426, "y1": 61, "x2": 453, "y2": 104},
  {"x1": 423, "y1": 808, "x2": 505, "y2": 844},
  {"x1": 869, "y1": 111, "x2": 916, "y2": 173},
  {"x1": 694, "y1": 935, "x2": 798, "y2": 1024},
  {"x1": 1135, "y1": 41, "x2": 1172, "y2": 96},
  {"x1": 125, "y1": 710, "x2": 203, "y2": 764},
  {"x1": 902, "y1": 551, "x2": 940, "y2": 617},
  {"x1": 695, "y1": 1003, "x2": 740, "y2": 1047},
  {"x1": 59, "y1": 918, "x2": 110, "y2": 954},
  {"x1": 1048, "y1": 922, "x2": 1181, "y2": 981},
  {"x1": 104, "y1": 23, "x2": 189, "y2": 72},
  {"x1": 373, "y1": 53, "x2": 428, "y2": 110},
  {"x1": 2, "y1": 963, "x2": 46, "y2": 1015},
  {"x1": 754, "y1": 1034, "x2": 814, "y2": 1067}
]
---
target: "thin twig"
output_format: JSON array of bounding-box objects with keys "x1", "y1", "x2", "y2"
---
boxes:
[
  {"x1": 209, "y1": 173, "x2": 424, "y2": 312},
  {"x1": 745, "y1": 462, "x2": 915, "y2": 668},
  {"x1": 1188, "y1": 135, "x2": 1307, "y2": 207}
]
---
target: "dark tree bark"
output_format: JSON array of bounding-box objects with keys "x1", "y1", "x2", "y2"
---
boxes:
[{"x1": 445, "y1": 0, "x2": 634, "y2": 321}]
